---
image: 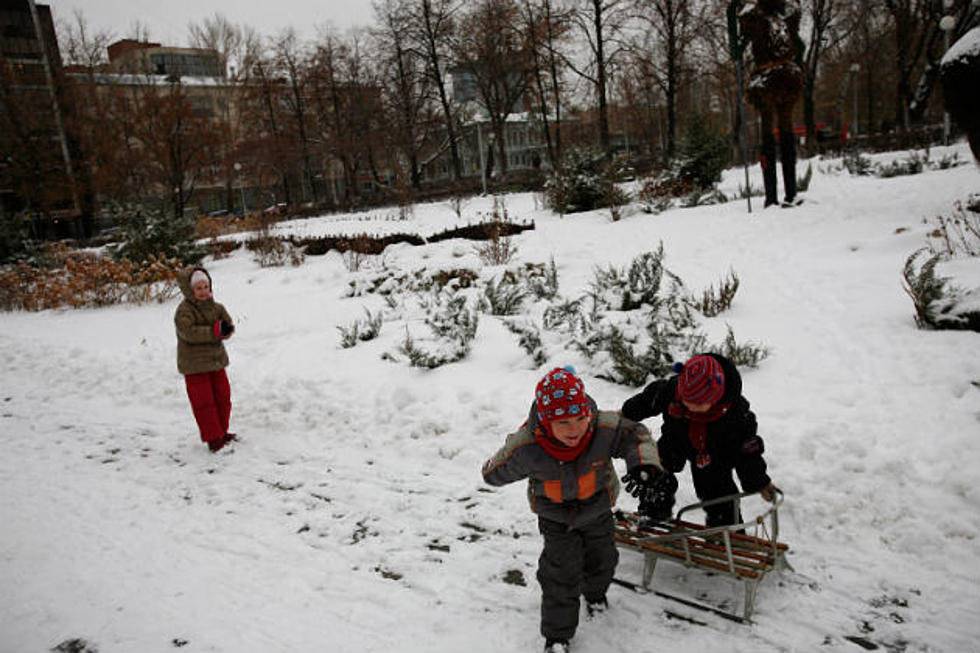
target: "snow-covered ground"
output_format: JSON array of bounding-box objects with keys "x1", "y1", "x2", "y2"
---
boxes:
[{"x1": 2, "y1": 143, "x2": 979, "y2": 653}]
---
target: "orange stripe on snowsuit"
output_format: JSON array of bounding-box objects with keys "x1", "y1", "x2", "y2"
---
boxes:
[{"x1": 544, "y1": 480, "x2": 563, "y2": 503}]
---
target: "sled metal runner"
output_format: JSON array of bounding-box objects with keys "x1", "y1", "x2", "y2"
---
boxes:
[{"x1": 614, "y1": 489, "x2": 790, "y2": 622}]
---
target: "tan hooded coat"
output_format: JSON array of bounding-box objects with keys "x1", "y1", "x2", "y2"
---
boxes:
[{"x1": 174, "y1": 266, "x2": 232, "y2": 375}]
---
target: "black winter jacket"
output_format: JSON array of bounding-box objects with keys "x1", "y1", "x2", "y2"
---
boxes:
[{"x1": 620, "y1": 354, "x2": 770, "y2": 493}]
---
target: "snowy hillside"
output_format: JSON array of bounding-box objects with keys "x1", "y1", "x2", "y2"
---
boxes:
[{"x1": 2, "y1": 143, "x2": 979, "y2": 653}]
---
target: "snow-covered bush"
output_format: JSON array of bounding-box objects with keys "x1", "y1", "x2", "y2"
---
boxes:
[
  {"x1": 398, "y1": 294, "x2": 479, "y2": 368},
  {"x1": 843, "y1": 151, "x2": 874, "y2": 176},
  {"x1": 927, "y1": 199, "x2": 980, "y2": 258},
  {"x1": 510, "y1": 245, "x2": 767, "y2": 385},
  {"x1": 503, "y1": 319, "x2": 547, "y2": 366},
  {"x1": 340, "y1": 246, "x2": 768, "y2": 378},
  {"x1": 877, "y1": 151, "x2": 928, "y2": 178},
  {"x1": 337, "y1": 308, "x2": 383, "y2": 348},
  {"x1": 248, "y1": 222, "x2": 306, "y2": 268},
  {"x1": 902, "y1": 248, "x2": 980, "y2": 332},
  {"x1": 544, "y1": 146, "x2": 629, "y2": 214},
  {"x1": 474, "y1": 197, "x2": 518, "y2": 265},
  {"x1": 524, "y1": 259, "x2": 559, "y2": 301},
  {"x1": 483, "y1": 272, "x2": 527, "y2": 315},
  {"x1": 686, "y1": 269, "x2": 740, "y2": 317}
]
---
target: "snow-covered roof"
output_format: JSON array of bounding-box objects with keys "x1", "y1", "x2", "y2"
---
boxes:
[{"x1": 67, "y1": 72, "x2": 230, "y2": 87}]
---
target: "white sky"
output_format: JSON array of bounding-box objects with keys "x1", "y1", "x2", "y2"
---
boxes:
[{"x1": 46, "y1": 0, "x2": 377, "y2": 47}]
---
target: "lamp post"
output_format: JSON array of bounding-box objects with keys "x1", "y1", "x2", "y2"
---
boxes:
[
  {"x1": 233, "y1": 162, "x2": 247, "y2": 215},
  {"x1": 940, "y1": 1, "x2": 956, "y2": 146},
  {"x1": 849, "y1": 63, "x2": 860, "y2": 137},
  {"x1": 478, "y1": 122, "x2": 486, "y2": 195}
]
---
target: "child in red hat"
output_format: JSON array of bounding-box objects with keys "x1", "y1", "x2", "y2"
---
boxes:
[
  {"x1": 621, "y1": 353, "x2": 777, "y2": 527},
  {"x1": 482, "y1": 366, "x2": 669, "y2": 653}
]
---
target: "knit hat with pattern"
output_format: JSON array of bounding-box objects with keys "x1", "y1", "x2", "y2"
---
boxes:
[
  {"x1": 535, "y1": 366, "x2": 591, "y2": 425},
  {"x1": 677, "y1": 355, "x2": 725, "y2": 406}
]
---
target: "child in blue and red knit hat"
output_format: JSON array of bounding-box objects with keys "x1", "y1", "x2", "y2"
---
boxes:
[
  {"x1": 621, "y1": 353, "x2": 778, "y2": 527},
  {"x1": 482, "y1": 366, "x2": 668, "y2": 653}
]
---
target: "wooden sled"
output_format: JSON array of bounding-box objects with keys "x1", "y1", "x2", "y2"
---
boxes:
[{"x1": 614, "y1": 489, "x2": 791, "y2": 622}]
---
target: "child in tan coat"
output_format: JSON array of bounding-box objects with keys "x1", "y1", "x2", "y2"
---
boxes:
[{"x1": 174, "y1": 266, "x2": 236, "y2": 452}]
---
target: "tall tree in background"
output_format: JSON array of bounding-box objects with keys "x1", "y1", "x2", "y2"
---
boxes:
[
  {"x1": 373, "y1": 0, "x2": 434, "y2": 190},
  {"x1": 567, "y1": 0, "x2": 631, "y2": 156},
  {"x1": 188, "y1": 13, "x2": 261, "y2": 212},
  {"x1": 410, "y1": 0, "x2": 464, "y2": 180},
  {"x1": 799, "y1": 0, "x2": 846, "y2": 142},
  {"x1": 59, "y1": 10, "x2": 114, "y2": 228},
  {"x1": 124, "y1": 77, "x2": 217, "y2": 218},
  {"x1": 309, "y1": 31, "x2": 383, "y2": 207},
  {"x1": 519, "y1": 0, "x2": 571, "y2": 169},
  {"x1": 246, "y1": 53, "x2": 298, "y2": 207},
  {"x1": 630, "y1": 0, "x2": 706, "y2": 160},
  {"x1": 273, "y1": 30, "x2": 318, "y2": 204},
  {"x1": 882, "y1": 0, "x2": 942, "y2": 129},
  {"x1": 453, "y1": 0, "x2": 530, "y2": 176}
]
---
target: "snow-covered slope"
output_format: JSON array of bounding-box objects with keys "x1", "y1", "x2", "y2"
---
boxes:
[{"x1": 2, "y1": 143, "x2": 978, "y2": 653}]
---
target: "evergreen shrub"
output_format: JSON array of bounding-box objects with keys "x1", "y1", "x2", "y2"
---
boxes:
[{"x1": 108, "y1": 201, "x2": 205, "y2": 264}]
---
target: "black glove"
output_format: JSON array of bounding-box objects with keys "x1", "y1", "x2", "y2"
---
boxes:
[
  {"x1": 623, "y1": 465, "x2": 678, "y2": 520},
  {"x1": 622, "y1": 465, "x2": 667, "y2": 497},
  {"x1": 220, "y1": 320, "x2": 235, "y2": 337}
]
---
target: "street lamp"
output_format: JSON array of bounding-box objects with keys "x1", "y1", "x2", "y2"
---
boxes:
[
  {"x1": 940, "y1": 0, "x2": 957, "y2": 145},
  {"x1": 849, "y1": 63, "x2": 860, "y2": 137},
  {"x1": 478, "y1": 122, "x2": 486, "y2": 195},
  {"x1": 233, "y1": 162, "x2": 247, "y2": 215}
]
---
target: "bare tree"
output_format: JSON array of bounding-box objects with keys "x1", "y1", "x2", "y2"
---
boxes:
[
  {"x1": 116, "y1": 77, "x2": 218, "y2": 218},
  {"x1": 188, "y1": 14, "x2": 262, "y2": 212},
  {"x1": 409, "y1": 0, "x2": 465, "y2": 180},
  {"x1": 372, "y1": 0, "x2": 433, "y2": 190},
  {"x1": 453, "y1": 0, "x2": 532, "y2": 177},
  {"x1": 519, "y1": 0, "x2": 572, "y2": 169},
  {"x1": 272, "y1": 30, "x2": 319, "y2": 204},
  {"x1": 308, "y1": 28, "x2": 390, "y2": 208},
  {"x1": 58, "y1": 10, "x2": 115, "y2": 232},
  {"x1": 881, "y1": 0, "x2": 944, "y2": 129},
  {"x1": 566, "y1": 0, "x2": 632, "y2": 156},
  {"x1": 245, "y1": 51, "x2": 300, "y2": 207},
  {"x1": 798, "y1": 0, "x2": 845, "y2": 143},
  {"x1": 629, "y1": 0, "x2": 707, "y2": 160}
]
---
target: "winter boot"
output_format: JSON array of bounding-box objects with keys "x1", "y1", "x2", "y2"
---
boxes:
[
  {"x1": 586, "y1": 597, "x2": 609, "y2": 618},
  {"x1": 207, "y1": 433, "x2": 237, "y2": 453},
  {"x1": 544, "y1": 639, "x2": 570, "y2": 653}
]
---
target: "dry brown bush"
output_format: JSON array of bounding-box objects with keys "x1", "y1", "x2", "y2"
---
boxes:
[{"x1": 0, "y1": 244, "x2": 180, "y2": 311}]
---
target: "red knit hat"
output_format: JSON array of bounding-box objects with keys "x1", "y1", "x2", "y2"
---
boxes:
[
  {"x1": 677, "y1": 355, "x2": 725, "y2": 406},
  {"x1": 535, "y1": 366, "x2": 591, "y2": 425}
]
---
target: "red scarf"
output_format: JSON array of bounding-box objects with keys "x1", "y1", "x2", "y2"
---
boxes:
[
  {"x1": 668, "y1": 395, "x2": 730, "y2": 469},
  {"x1": 534, "y1": 420, "x2": 596, "y2": 462}
]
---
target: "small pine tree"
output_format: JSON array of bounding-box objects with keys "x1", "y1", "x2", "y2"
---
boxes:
[
  {"x1": 676, "y1": 114, "x2": 731, "y2": 190},
  {"x1": 544, "y1": 146, "x2": 627, "y2": 214},
  {"x1": 109, "y1": 201, "x2": 205, "y2": 264}
]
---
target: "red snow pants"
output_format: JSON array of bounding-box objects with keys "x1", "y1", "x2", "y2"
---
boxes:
[{"x1": 184, "y1": 369, "x2": 231, "y2": 444}]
